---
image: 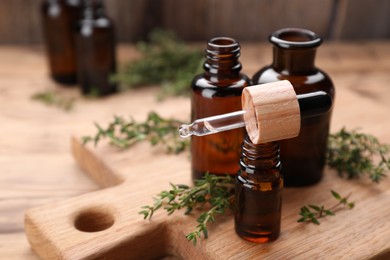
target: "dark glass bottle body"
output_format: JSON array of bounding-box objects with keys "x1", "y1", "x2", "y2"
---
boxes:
[
  {"x1": 191, "y1": 37, "x2": 251, "y2": 181},
  {"x1": 252, "y1": 28, "x2": 335, "y2": 186},
  {"x1": 41, "y1": 0, "x2": 83, "y2": 85},
  {"x1": 75, "y1": 0, "x2": 117, "y2": 96},
  {"x1": 235, "y1": 136, "x2": 283, "y2": 243}
]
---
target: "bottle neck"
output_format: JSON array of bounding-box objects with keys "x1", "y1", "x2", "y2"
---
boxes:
[
  {"x1": 239, "y1": 136, "x2": 281, "y2": 174},
  {"x1": 272, "y1": 47, "x2": 317, "y2": 75},
  {"x1": 203, "y1": 37, "x2": 242, "y2": 80},
  {"x1": 269, "y1": 28, "x2": 322, "y2": 75},
  {"x1": 66, "y1": 0, "x2": 83, "y2": 7},
  {"x1": 83, "y1": 0, "x2": 105, "y2": 20}
]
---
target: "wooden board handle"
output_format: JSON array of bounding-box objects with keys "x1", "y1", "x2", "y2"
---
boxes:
[{"x1": 241, "y1": 80, "x2": 301, "y2": 144}]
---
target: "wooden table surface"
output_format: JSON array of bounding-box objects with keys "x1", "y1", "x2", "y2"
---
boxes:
[{"x1": 1, "y1": 42, "x2": 390, "y2": 259}]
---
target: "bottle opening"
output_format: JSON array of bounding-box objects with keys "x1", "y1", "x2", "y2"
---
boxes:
[
  {"x1": 269, "y1": 28, "x2": 322, "y2": 49},
  {"x1": 279, "y1": 31, "x2": 313, "y2": 42},
  {"x1": 208, "y1": 37, "x2": 238, "y2": 48}
]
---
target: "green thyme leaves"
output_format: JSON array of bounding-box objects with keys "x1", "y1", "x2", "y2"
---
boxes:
[
  {"x1": 82, "y1": 112, "x2": 189, "y2": 154},
  {"x1": 112, "y1": 29, "x2": 203, "y2": 99},
  {"x1": 297, "y1": 190, "x2": 355, "y2": 225},
  {"x1": 31, "y1": 90, "x2": 75, "y2": 111},
  {"x1": 139, "y1": 174, "x2": 235, "y2": 245},
  {"x1": 327, "y1": 128, "x2": 390, "y2": 183}
]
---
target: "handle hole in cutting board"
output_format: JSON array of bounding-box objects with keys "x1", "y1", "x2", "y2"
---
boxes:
[{"x1": 74, "y1": 207, "x2": 115, "y2": 232}]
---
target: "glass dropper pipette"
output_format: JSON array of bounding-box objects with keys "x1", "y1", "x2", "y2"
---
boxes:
[{"x1": 179, "y1": 91, "x2": 332, "y2": 138}]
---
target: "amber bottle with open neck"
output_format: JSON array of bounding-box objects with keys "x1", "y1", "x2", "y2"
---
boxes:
[
  {"x1": 41, "y1": 0, "x2": 83, "y2": 85},
  {"x1": 191, "y1": 37, "x2": 251, "y2": 181},
  {"x1": 75, "y1": 0, "x2": 117, "y2": 96},
  {"x1": 235, "y1": 136, "x2": 282, "y2": 243},
  {"x1": 252, "y1": 28, "x2": 335, "y2": 186}
]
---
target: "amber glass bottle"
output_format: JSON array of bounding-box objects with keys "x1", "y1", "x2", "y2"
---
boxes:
[
  {"x1": 75, "y1": 0, "x2": 117, "y2": 96},
  {"x1": 41, "y1": 0, "x2": 83, "y2": 85},
  {"x1": 191, "y1": 37, "x2": 251, "y2": 181},
  {"x1": 235, "y1": 136, "x2": 282, "y2": 243},
  {"x1": 252, "y1": 28, "x2": 335, "y2": 186}
]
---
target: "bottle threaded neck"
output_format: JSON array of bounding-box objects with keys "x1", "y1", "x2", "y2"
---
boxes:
[
  {"x1": 240, "y1": 136, "x2": 281, "y2": 173},
  {"x1": 204, "y1": 37, "x2": 242, "y2": 76}
]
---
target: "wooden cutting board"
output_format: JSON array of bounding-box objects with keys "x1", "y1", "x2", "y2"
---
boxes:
[{"x1": 24, "y1": 84, "x2": 390, "y2": 259}]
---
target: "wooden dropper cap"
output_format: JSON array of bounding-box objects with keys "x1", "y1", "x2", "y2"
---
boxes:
[{"x1": 241, "y1": 80, "x2": 301, "y2": 144}]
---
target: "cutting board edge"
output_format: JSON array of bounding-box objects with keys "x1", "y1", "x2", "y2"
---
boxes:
[{"x1": 71, "y1": 136, "x2": 124, "y2": 188}]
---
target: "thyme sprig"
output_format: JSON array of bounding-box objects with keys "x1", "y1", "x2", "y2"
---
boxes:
[
  {"x1": 82, "y1": 112, "x2": 189, "y2": 154},
  {"x1": 112, "y1": 29, "x2": 203, "y2": 99},
  {"x1": 139, "y1": 174, "x2": 235, "y2": 245},
  {"x1": 297, "y1": 190, "x2": 355, "y2": 225},
  {"x1": 327, "y1": 128, "x2": 390, "y2": 182},
  {"x1": 31, "y1": 90, "x2": 75, "y2": 111}
]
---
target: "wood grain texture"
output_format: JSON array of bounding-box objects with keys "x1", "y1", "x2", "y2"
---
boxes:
[
  {"x1": 0, "y1": 42, "x2": 389, "y2": 259},
  {"x1": 242, "y1": 81, "x2": 300, "y2": 144},
  {"x1": 0, "y1": 0, "x2": 42, "y2": 44},
  {"x1": 203, "y1": 0, "x2": 334, "y2": 41},
  {"x1": 0, "y1": 0, "x2": 389, "y2": 44},
  {"x1": 331, "y1": 0, "x2": 390, "y2": 39}
]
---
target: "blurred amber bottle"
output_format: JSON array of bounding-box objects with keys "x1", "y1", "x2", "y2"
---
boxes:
[
  {"x1": 191, "y1": 37, "x2": 251, "y2": 181},
  {"x1": 75, "y1": 0, "x2": 117, "y2": 96},
  {"x1": 252, "y1": 28, "x2": 335, "y2": 186},
  {"x1": 41, "y1": 0, "x2": 83, "y2": 85},
  {"x1": 235, "y1": 136, "x2": 282, "y2": 243}
]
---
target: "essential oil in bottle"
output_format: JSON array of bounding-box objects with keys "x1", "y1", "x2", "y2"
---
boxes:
[
  {"x1": 75, "y1": 0, "x2": 117, "y2": 96},
  {"x1": 235, "y1": 136, "x2": 283, "y2": 243},
  {"x1": 41, "y1": 0, "x2": 83, "y2": 85},
  {"x1": 252, "y1": 28, "x2": 334, "y2": 186},
  {"x1": 191, "y1": 37, "x2": 251, "y2": 181}
]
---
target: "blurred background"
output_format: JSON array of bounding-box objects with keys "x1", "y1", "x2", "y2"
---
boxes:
[
  {"x1": 0, "y1": 1, "x2": 389, "y2": 259},
  {"x1": 0, "y1": 0, "x2": 389, "y2": 45}
]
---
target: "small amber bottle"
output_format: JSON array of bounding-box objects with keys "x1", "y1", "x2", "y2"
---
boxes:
[
  {"x1": 41, "y1": 0, "x2": 83, "y2": 85},
  {"x1": 235, "y1": 136, "x2": 282, "y2": 243},
  {"x1": 252, "y1": 28, "x2": 335, "y2": 186},
  {"x1": 191, "y1": 37, "x2": 251, "y2": 181},
  {"x1": 75, "y1": 0, "x2": 117, "y2": 96}
]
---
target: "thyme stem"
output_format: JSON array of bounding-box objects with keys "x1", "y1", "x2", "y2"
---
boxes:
[
  {"x1": 327, "y1": 127, "x2": 390, "y2": 182},
  {"x1": 297, "y1": 190, "x2": 355, "y2": 225},
  {"x1": 31, "y1": 90, "x2": 75, "y2": 111},
  {"x1": 112, "y1": 29, "x2": 203, "y2": 99},
  {"x1": 139, "y1": 174, "x2": 234, "y2": 245},
  {"x1": 82, "y1": 112, "x2": 189, "y2": 154}
]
